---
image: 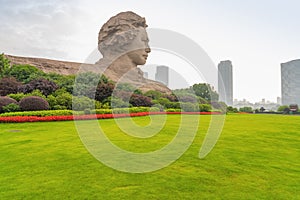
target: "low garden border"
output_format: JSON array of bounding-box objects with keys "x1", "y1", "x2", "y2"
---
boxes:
[{"x1": 0, "y1": 111, "x2": 221, "y2": 123}]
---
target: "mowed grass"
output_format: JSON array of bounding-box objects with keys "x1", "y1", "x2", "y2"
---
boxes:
[{"x1": 0, "y1": 114, "x2": 299, "y2": 199}]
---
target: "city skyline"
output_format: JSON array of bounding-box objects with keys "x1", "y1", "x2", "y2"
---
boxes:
[{"x1": 1, "y1": 0, "x2": 300, "y2": 102}]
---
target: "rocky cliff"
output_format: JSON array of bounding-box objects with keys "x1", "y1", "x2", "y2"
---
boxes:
[
  {"x1": 5, "y1": 54, "x2": 85, "y2": 75},
  {"x1": 4, "y1": 54, "x2": 171, "y2": 94}
]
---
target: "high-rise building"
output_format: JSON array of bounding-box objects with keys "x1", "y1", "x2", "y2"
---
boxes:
[
  {"x1": 218, "y1": 60, "x2": 233, "y2": 106},
  {"x1": 155, "y1": 65, "x2": 169, "y2": 86},
  {"x1": 281, "y1": 59, "x2": 300, "y2": 105},
  {"x1": 143, "y1": 72, "x2": 148, "y2": 79},
  {"x1": 277, "y1": 97, "x2": 281, "y2": 105}
]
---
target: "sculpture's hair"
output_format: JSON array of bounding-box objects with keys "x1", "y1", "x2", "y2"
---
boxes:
[{"x1": 98, "y1": 11, "x2": 147, "y2": 57}]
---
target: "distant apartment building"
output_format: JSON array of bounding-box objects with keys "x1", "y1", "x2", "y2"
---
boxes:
[
  {"x1": 143, "y1": 72, "x2": 148, "y2": 79},
  {"x1": 218, "y1": 60, "x2": 233, "y2": 106},
  {"x1": 281, "y1": 59, "x2": 300, "y2": 106},
  {"x1": 155, "y1": 65, "x2": 169, "y2": 86}
]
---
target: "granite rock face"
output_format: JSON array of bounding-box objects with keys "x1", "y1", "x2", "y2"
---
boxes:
[{"x1": 5, "y1": 54, "x2": 82, "y2": 75}]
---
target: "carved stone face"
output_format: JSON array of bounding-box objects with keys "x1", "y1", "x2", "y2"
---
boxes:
[{"x1": 125, "y1": 28, "x2": 151, "y2": 65}]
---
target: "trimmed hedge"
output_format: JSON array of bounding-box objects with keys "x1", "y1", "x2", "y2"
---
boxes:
[
  {"x1": 0, "y1": 96, "x2": 18, "y2": 113},
  {"x1": 19, "y1": 96, "x2": 50, "y2": 111}
]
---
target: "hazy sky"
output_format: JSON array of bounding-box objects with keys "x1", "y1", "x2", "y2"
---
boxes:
[{"x1": 1, "y1": 0, "x2": 299, "y2": 103}]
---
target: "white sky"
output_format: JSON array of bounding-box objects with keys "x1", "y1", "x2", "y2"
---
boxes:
[{"x1": 1, "y1": 0, "x2": 300, "y2": 103}]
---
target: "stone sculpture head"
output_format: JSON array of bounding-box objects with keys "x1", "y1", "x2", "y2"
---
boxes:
[{"x1": 98, "y1": 11, "x2": 151, "y2": 65}]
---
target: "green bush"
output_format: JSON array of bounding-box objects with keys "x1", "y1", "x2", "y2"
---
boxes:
[
  {"x1": 110, "y1": 97, "x2": 129, "y2": 108},
  {"x1": 0, "y1": 96, "x2": 18, "y2": 113},
  {"x1": 165, "y1": 108, "x2": 181, "y2": 112},
  {"x1": 239, "y1": 106, "x2": 253, "y2": 113},
  {"x1": 47, "y1": 92, "x2": 72, "y2": 110},
  {"x1": 181, "y1": 102, "x2": 199, "y2": 112},
  {"x1": 277, "y1": 105, "x2": 289, "y2": 112},
  {"x1": 94, "y1": 109, "x2": 112, "y2": 114},
  {"x1": 144, "y1": 90, "x2": 162, "y2": 100},
  {"x1": 53, "y1": 105, "x2": 67, "y2": 110},
  {"x1": 2, "y1": 103, "x2": 20, "y2": 113},
  {"x1": 149, "y1": 107, "x2": 160, "y2": 112},
  {"x1": 129, "y1": 107, "x2": 150, "y2": 113},
  {"x1": 199, "y1": 104, "x2": 212, "y2": 112},
  {"x1": 72, "y1": 96, "x2": 95, "y2": 111},
  {"x1": 8, "y1": 93, "x2": 26, "y2": 101},
  {"x1": 8, "y1": 64, "x2": 45, "y2": 83}
]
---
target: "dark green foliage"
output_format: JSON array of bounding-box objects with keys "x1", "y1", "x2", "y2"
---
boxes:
[
  {"x1": 239, "y1": 106, "x2": 253, "y2": 113},
  {"x1": 144, "y1": 90, "x2": 162, "y2": 100},
  {"x1": 8, "y1": 90, "x2": 46, "y2": 102},
  {"x1": 110, "y1": 97, "x2": 130, "y2": 108},
  {"x1": 113, "y1": 90, "x2": 132, "y2": 102},
  {"x1": 0, "y1": 53, "x2": 10, "y2": 78},
  {"x1": 7, "y1": 64, "x2": 45, "y2": 83},
  {"x1": 0, "y1": 96, "x2": 18, "y2": 113},
  {"x1": 73, "y1": 72, "x2": 102, "y2": 97},
  {"x1": 199, "y1": 104, "x2": 212, "y2": 112},
  {"x1": 198, "y1": 96, "x2": 208, "y2": 104},
  {"x1": 8, "y1": 93, "x2": 26, "y2": 101},
  {"x1": 192, "y1": 83, "x2": 219, "y2": 101},
  {"x1": 2, "y1": 103, "x2": 20, "y2": 113},
  {"x1": 47, "y1": 89, "x2": 73, "y2": 110},
  {"x1": 19, "y1": 96, "x2": 50, "y2": 111},
  {"x1": 181, "y1": 102, "x2": 199, "y2": 112},
  {"x1": 0, "y1": 77, "x2": 22, "y2": 96},
  {"x1": 277, "y1": 105, "x2": 289, "y2": 112},
  {"x1": 129, "y1": 94, "x2": 153, "y2": 107},
  {"x1": 227, "y1": 106, "x2": 238, "y2": 113},
  {"x1": 44, "y1": 73, "x2": 75, "y2": 94},
  {"x1": 211, "y1": 101, "x2": 227, "y2": 112},
  {"x1": 72, "y1": 96, "x2": 95, "y2": 111}
]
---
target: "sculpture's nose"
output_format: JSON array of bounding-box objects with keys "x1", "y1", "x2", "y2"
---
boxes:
[{"x1": 145, "y1": 47, "x2": 151, "y2": 53}]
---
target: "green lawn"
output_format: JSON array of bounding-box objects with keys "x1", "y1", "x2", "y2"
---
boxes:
[{"x1": 0, "y1": 114, "x2": 299, "y2": 199}]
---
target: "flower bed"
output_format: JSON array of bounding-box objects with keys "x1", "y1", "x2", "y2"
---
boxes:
[{"x1": 0, "y1": 111, "x2": 222, "y2": 123}]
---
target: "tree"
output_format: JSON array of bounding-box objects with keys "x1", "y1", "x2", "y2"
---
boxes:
[
  {"x1": 277, "y1": 105, "x2": 289, "y2": 112},
  {"x1": 95, "y1": 82, "x2": 115, "y2": 102},
  {"x1": 192, "y1": 83, "x2": 219, "y2": 101},
  {"x1": 0, "y1": 77, "x2": 22, "y2": 96},
  {"x1": 44, "y1": 73, "x2": 75, "y2": 94},
  {"x1": 72, "y1": 96, "x2": 95, "y2": 111},
  {"x1": 129, "y1": 94, "x2": 153, "y2": 107},
  {"x1": 0, "y1": 53, "x2": 10, "y2": 78},
  {"x1": 239, "y1": 106, "x2": 253, "y2": 113},
  {"x1": 211, "y1": 101, "x2": 227, "y2": 113},
  {"x1": 24, "y1": 78, "x2": 59, "y2": 96},
  {"x1": 7, "y1": 64, "x2": 45, "y2": 83},
  {"x1": 227, "y1": 106, "x2": 238, "y2": 113},
  {"x1": 73, "y1": 72, "x2": 104, "y2": 98}
]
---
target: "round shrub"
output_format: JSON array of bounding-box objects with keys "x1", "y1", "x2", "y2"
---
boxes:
[
  {"x1": 0, "y1": 96, "x2": 18, "y2": 113},
  {"x1": 2, "y1": 103, "x2": 20, "y2": 113},
  {"x1": 19, "y1": 96, "x2": 49, "y2": 111}
]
